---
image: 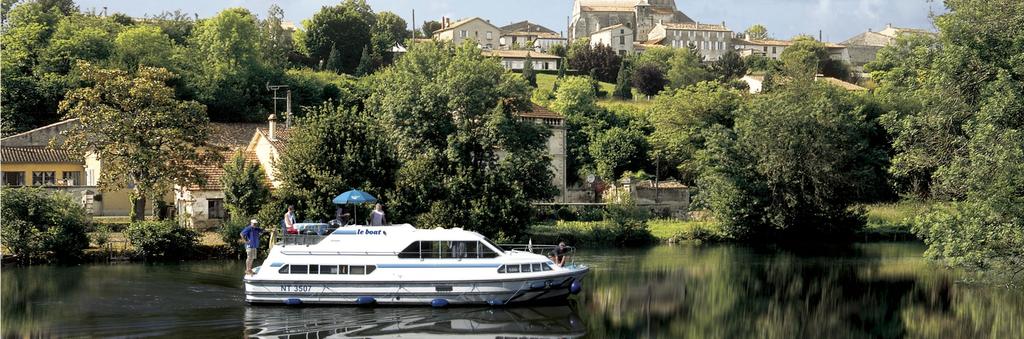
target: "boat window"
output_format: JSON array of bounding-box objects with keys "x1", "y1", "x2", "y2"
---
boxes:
[
  {"x1": 398, "y1": 242, "x2": 420, "y2": 259},
  {"x1": 542, "y1": 263, "x2": 553, "y2": 271},
  {"x1": 521, "y1": 264, "x2": 532, "y2": 272},
  {"x1": 497, "y1": 265, "x2": 506, "y2": 273},
  {"x1": 420, "y1": 241, "x2": 437, "y2": 259},
  {"x1": 290, "y1": 265, "x2": 308, "y2": 274},
  {"x1": 309, "y1": 265, "x2": 319, "y2": 274},
  {"x1": 480, "y1": 237, "x2": 504, "y2": 256},
  {"x1": 532, "y1": 263, "x2": 542, "y2": 272},
  {"x1": 478, "y1": 243, "x2": 499, "y2": 258},
  {"x1": 452, "y1": 241, "x2": 478, "y2": 258},
  {"x1": 507, "y1": 264, "x2": 520, "y2": 273},
  {"x1": 339, "y1": 265, "x2": 349, "y2": 274},
  {"x1": 366, "y1": 265, "x2": 376, "y2": 274},
  {"x1": 350, "y1": 265, "x2": 366, "y2": 275},
  {"x1": 321, "y1": 265, "x2": 339, "y2": 274},
  {"x1": 278, "y1": 265, "x2": 290, "y2": 274}
]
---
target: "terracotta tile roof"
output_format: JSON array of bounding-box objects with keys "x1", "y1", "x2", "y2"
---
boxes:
[
  {"x1": 482, "y1": 50, "x2": 562, "y2": 59},
  {"x1": 517, "y1": 103, "x2": 564, "y2": 120},
  {"x1": 257, "y1": 127, "x2": 292, "y2": 151},
  {"x1": 208, "y1": 123, "x2": 263, "y2": 149},
  {"x1": 816, "y1": 76, "x2": 867, "y2": 91},
  {"x1": 0, "y1": 147, "x2": 83, "y2": 164},
  {"x1": 500, "y1": 21, "x2": 557, "y2": 35},
  {"x1": 188, "y1": 150, "x2": 270, "y2": 191}
]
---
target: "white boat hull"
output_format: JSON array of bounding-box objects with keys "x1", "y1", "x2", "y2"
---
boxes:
[{"x1": 244, "y1": 269, "x2": 588, "y2": 306}]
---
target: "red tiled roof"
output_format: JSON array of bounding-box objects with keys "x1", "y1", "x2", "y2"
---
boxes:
[
  {"x1": 188, "y1": 150, "x2": 268, "y2": 191},
  {"x1": 518, "y1": 103, "x2": 564, "y2": 120},
  {"x1": 208, "y1": 123, "x2": 263, "y2": 149},
  {"x1": 0, "y1": 147, "x2": 83, "y2": 164},
  {"x1": 257, "y1": 127, "x2": 292, "y2": 151}
]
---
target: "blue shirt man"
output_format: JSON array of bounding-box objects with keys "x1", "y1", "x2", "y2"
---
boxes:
[{"x1": 240, "y1": 219, "x2": 262, "y2": 275}]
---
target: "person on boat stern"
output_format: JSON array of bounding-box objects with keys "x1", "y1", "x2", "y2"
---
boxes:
[
  {"x1": 282, "y1": 205, "x2": 297, "y2": 234},
  {"x1": 550, "y1": 242, "x2": 570, "y2": 267},
  {"x1": 370, "y1": 203, "x2": 387, "y2": 226},
  {"x1": 240, "y1": 219, "x2": 263, "y2": 275}
]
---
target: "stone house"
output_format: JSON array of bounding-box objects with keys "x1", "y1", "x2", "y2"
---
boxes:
[
  {"x1": 841, "y1": 24, "x2": 936, "y2": 73},
  {"x1": 590, "y1": 24, "x2": 634, "y2": 55},
  {"x1": 646, "y1": 22, "x2": 733, "y2": 60},
  {"x1": 433, "y1": 17, "x2": 502, "y2": 50},
  {"x1": 499, "y1": 21, "x2": 567, "y2": 52},
  {"x1": 570, "y1": 0, "x2": 694, "y2": 42},
  {"x1": 733, "y1": 38, "x2": 850, "y2": 63},
  {"x1": 484, "y1": 50, "x2": 562, "y2": 71}
]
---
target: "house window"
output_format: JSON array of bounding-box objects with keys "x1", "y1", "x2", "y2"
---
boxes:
[
  {"x1": 2, "y1": 172, "x2": 25, "y2": 186},
  {"x1": 208, "y1": 199, "x2": 226, "y2": 219},
  {"x1": 486, "y1": 31, "x2": 492, "y2": 39},
  {"x1": 460, "y1": 30, "x2": 468, "y2": 38},
  {"x1": 619, "y1": 36, "x2": 625, "y2": 45},
  {"x1": 32, "y1": 171, "x2": 55, "y2": 186},
  {"x1": 62, "y1": 171, "x2": 81, "y2": 186},
  {"x1": 620, "y1": 29, "x2": 624, "y2": 34},
  {"x1": 772, "y1": 46, "x2": 777, "y2": 54},
  {"x1": 763, "y1": 46, "x2": 768, "y2": 52}
]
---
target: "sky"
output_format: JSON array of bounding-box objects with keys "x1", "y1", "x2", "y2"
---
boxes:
[{"x1": 73, "y1": 0, "x2": 946, "y2": 43}]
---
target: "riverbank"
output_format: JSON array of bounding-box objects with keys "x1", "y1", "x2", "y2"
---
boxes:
[{"x1": 528, "y1": 201, "x2": 948, "y2": 246}]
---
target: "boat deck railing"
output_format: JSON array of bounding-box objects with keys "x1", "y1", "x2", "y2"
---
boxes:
[
  {"x1": 276, "y1": 234, "x2": 328, "y2": 246},
  {"x1": 499, "y1": 244, "x2": 578, "y2": 266}
]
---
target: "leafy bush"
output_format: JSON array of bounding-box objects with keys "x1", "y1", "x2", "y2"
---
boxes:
[
  {"x1": 0, "y1": 187, "x2": 89, "y2": 263},
  {"x1": 123, "y1": 220, "x2": 198, "y2": 260},
  {"x1": 218, "y1": 218, "x2": 249, "y2": 255}
]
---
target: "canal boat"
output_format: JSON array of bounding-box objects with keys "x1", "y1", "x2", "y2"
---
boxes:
[{"x1": 243, "y1": 224, "x2": 589, "y2": 306}]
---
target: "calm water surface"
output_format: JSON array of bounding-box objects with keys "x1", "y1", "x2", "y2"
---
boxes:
[{"x1": 3, "y1": 242, "x2": 1022, "y2": 338}]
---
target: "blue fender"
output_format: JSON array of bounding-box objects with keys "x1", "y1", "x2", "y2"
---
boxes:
[
  {"x1": 431, "y1": 298, "x2": 449, "y2": 308},
  {"x1": 570, "y1": 280, "x2": 583, "y2": 295},
  {"x1": 285, "y1": 298, "x2": 302, "y2": 305},
  {"x1": 355, "y1": 296, "x2": 376, "y2": 305},
  {"x1": 487, "y1": 299, "x2": 505, "y2": 306}
]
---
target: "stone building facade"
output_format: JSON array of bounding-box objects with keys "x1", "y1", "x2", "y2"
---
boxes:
[
  {"x1": 570, "y1": 0, "x2": 694, "y2": 43},
  {"x1": 647, "y1": 22, "x2": 733, "y2": 60}
]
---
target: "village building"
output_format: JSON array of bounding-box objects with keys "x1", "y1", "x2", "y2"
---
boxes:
[
  {"x1": 0, "y1": 120, "x2": 173, "y2": 217},
  {"x1": 646, "y1": 22, "x2": 733, "y2": 60},
  {"x1": 432, "y1": 17, "x2": 501, "y2": 50},
  {"x1": 841, "y1": 24, "x2": 936, "y2": 73},
  {"x1": 570, "y1": 0, "x2": 694, "y2": 43},
  {"x1": 499, "y1": 21, "x2": 567, "y2": 52},
  {"x1": 484, "y1": 50, "x2": 562, "y2": 71},
  {"x1": 589, "y1": 24, "x2": 634, "y2": 55},
  {"x1": 733, "y1": 38, "x2": 850, "y2": 63}
]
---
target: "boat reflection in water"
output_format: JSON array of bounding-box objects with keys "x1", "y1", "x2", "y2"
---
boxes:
[{"x1": 243, "y1": 305, "x2": 586, "y2": 338}]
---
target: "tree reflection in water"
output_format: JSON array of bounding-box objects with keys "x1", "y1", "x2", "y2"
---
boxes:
[{"x1": 576, "y1": 243, "x2": 1023, "y2": 339}]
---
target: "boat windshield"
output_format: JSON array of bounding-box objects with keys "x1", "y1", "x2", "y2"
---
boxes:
[{"x1": 481, "y1": 237, "x2": 504, "y2": 254}]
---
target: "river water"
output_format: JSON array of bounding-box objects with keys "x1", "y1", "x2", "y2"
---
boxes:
[{"x1": 3, "y1": 242, "x2": 1022, "y2": 338}]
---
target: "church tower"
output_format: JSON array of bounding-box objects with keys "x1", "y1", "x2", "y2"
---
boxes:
[{"x1": 634, "y1": 0, "x2": 655, "y2": 42}]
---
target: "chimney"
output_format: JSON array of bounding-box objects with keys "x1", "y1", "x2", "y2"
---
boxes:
[{"x1": 268, "y1": 114, "x2": 277, "y2": 141}]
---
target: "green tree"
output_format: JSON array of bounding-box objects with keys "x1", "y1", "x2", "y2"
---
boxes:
[
  {"x1": 276, "y1": 102, "x2": 398, "y2": 221},
  {"x1": 698, "y1": 82, "x2": 882, "y2": 239},
  {"x1": 632, "y1": 63, "x2": 667, "y2": 98},
  {"x1": 552, "y1": 76, "x2": 619, "y2": 181},
  {"x1": 709, "y1": 49, "x2": 747, "y2": 80},
  {"x1": 112, "y1": 25, "x2": 176, "y2": 71},
  {"x1": 636, "y1": 46, "x2": 676, "y2": 72},
  {"x1": 649, "y1": 81, "x2": 743, "y2": 183},
  {"x1": 305, "y1": 1, "x2": 374, "y2": 74},
  {"x1": 779, "y1": 37, "x2": 850, "y2": 81},
  {"x1": 185, "y1": 7, "x2": 276, "y2": 121},
  {"x1": 421, "y1": 20, "x2": 441, "y2": 37},
  {"x1": 260, "y1": 4, "x2": 292, "y2": 70},
  {"x1": 522, "y1": 53, "x2": 537, "y2": 87},
  {"x1": 613, "y1": 58, "x2": 633, "y2": 100},
  {"x1": 325, "y1": 43, "x2": 342, "y2": 73},
  {"x1": 365, "y1": 41, "x2": 556, "y2": 237},
  {"x1": 567, "y1": 39, "x2": 621, "y2": 83},
  {"x1": 222, "y1": 151, "x2": 271, "y2": 219},
  {"x1": 59, "y1": 62, "x2": 218, "y2": 220},
  {"x1": 354, "y1": 44, "x2": 373, "y2": 76},
  {"x1": 371, "y1": 11, "x2": 408, "y2": 65},
  {"x1": 148, "y1": 10, "x2": 194, "y2": 45},
  {"x1": 888, "y1": 0, "x2": 1024, "y2": 282},
  {"x1": 591, "y1": 127, "x2": 649, "y2": 180},
  {"x1": 667, "y1": 47, "x2": 710, "y2": 89},
  {"x1": 0, "y1": 187, "x2": 89, "y2": 264},
  {"x1": 745, "y1": 24, "x2": 769, "y2": 40}
]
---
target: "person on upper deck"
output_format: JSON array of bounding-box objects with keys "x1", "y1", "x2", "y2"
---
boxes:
[
  {"x1": 369, "y1": 203, "x2": 387, "y2": 226},
  {"x1": 550, "y1": 242, "x2": 570, "y2": 267},
  {"x1": 282, "y1": 205, "x2": 297, "y2": 234}
]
